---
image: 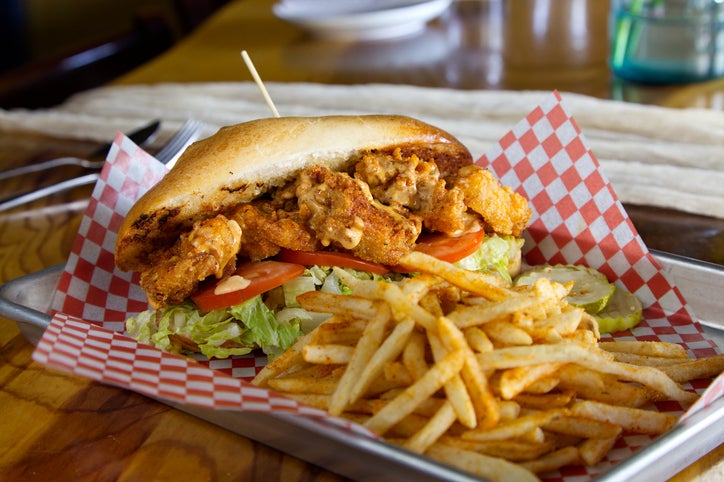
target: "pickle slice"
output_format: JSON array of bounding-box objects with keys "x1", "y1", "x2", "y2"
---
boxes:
[
  {"x1": 514, "y1": 265, "x2": 615, "y2": 314},
  {"x1": 594, "y1": 287, "x2": 643, "y2": 334}
]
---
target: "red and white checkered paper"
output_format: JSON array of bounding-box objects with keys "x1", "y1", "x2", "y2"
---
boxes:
[{"x1": 33, "y1": 92, "x2": 722, "y2": 481}]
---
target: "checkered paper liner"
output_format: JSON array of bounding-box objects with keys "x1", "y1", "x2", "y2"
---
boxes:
[{"x1": 33, "y1": 92, "x2": 722, "y2": 482}]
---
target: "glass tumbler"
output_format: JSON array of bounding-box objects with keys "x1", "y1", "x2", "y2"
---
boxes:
[{"x1": 610, "y1": 0, "x2": 724, "y2": 83}]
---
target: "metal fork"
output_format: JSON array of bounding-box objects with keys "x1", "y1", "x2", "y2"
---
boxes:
[
  {"x1": 0, "y1": 119, "x2": 204, "y2": 213},
  {"x1": 0, "y1": 119, "x2": 161, "y2": 182},
  {"x1": 153, "y1": 119, "x2": 204, "y2": 168}
]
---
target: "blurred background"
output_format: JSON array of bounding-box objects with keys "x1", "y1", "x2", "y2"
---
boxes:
[
  {"x1": 0, "y1": 0, "x2": 233, "y2": 70},
  {"x1": 0, "y1": 0, "x2": 230, "y2": 108},
  {"x1": 1, "y1": 0, "x2": 722, "y2": 109}
]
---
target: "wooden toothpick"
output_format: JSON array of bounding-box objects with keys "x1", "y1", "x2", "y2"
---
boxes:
[{"x1": 241, "y1": 50, "x2": 280, "y2": 118}]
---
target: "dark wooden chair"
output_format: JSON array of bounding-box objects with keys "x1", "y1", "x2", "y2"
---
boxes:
[
  {"x1": 0, "y1": 1, "x2": 234, "y2": 110},
  {"x1": 173, "y1": 0, "x2": 231, "y2": 33},
  {"x1": 0, "y1": 13, "x2": 175, "y2": 110}
]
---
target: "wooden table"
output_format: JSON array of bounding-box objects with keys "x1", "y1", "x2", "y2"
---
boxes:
[{"x1": 1, "y1": 1, "x2": 722, "y2": 480}]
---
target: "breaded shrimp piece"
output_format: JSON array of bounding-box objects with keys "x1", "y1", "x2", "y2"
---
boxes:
[
  {"x1": 140, "y1": 215, "x2": 242, "y2": 308},
  {"x1": 452, "y1": 165, "x2": 532, "y2": 237},
  {"x1": 231, "y1": 203, "x2": 319, "y2": 260},
  {"x1": 297, "y1": 165, "x2": 421, "y2": 266},
  {"x1": 355, "y1": 149, "x2": 469, "y2": 235}
]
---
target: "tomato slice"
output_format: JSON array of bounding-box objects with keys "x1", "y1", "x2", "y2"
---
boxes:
[
  {"x1": 413, "y1": 230, "x2": 486, "y2": 263},
  {"x1": 276, "y1": 249, "x2": 390, "y2": 275},
  {"x1": 191, "y1": 260, "x2": 305, "y2": 312}
]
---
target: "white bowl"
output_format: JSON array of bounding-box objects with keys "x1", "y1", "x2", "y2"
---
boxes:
[{"x1": 273, "y1": 0, "x2": 453, "y2": 41}]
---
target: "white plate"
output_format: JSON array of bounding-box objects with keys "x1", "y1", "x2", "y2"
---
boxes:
[{"x1": 273, "y1": 0, "x2": 453, "y2": 41}]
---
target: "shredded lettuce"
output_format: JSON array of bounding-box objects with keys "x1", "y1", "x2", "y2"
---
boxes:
[
  {"x1": 229, "y1": 296, "x2": 300, "y2": 355},
  {"x1": 455, "y1": 235, "x2": 524, "y2": 284},
  {"x1": 124, "y1": 267, "x2": 364, "y2": 359},
  {"x1": 125, "y1": 297, "x2": 300, "y2": 359},
  {"x1": 283, "y1": 275, "x2": 317, "y2": 307},
  {"x1": 276, "y1": 307, "x2": 330, "y2": 334},
  {"x1": 126, "y1": 237, "x2": 520, "y2": 360},
  {"x1": 125, "y1": 309, "x2": 159, "y2": 346}
]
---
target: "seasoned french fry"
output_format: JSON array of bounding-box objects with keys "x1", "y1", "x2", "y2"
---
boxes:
[
  {"x1": 519, "y1": 427, "x2": 546, "y2": 444},
  {"x1": 571, "y1": 400, "x2": 678, "y2": 435},
  {"x1": 527, "y1": 306, "x2": 583, "y2": 339},
  {"x1": 383, "y1": 361, "x2": 414, "y2": 386},
  {"x1": 464, "y1": 326, "x2": 494, "y2": 353},
  {"x1": 281, "y1": 363, "x2": 340, "y2": 379},
  {"x1": 428, "y1": 329, "x2": 477, "y2": 429},
  {"x1": 514, "y1": 391, "x2": 575, "y2": 409},
  {"x1": 267, "y1": 375, "x2": 338, "y2": 394},
  {"x1": 498, "y1": 400, "x2": 522, "y2": 422},
  {"x1": 526, "y1": 325, "x2": 564, "y2": 344},
  {"x1": 578, "y1": 312, "x2": 601, "y2": 340},
  {"x1": 302, "y1": 344, "x2": 354, "y2": 364},
  {"x1": 367, "y1": 376, "x2": 413, "y2": 396},
  {"x1": 400, "y1": 273, "x2": 446, "y2": 302},
  {"x1": 437, "y1": 316, "x2": 500, "y2": 428},
  {"x1": 384, "y1": 415, "x2": 429, "y2": 439},
  {"x1": 349, "y1": 318, "x2": 415, "y2": 404},
  {"x1": 557, "y1": 365, "x2": 652, "y2": 407},
  {"x1": 579, "y1": 435, "x2": 620, "y2": 466},
  {"x1": 399, "y1": 251, "x2": 515, "y2": 301},
  {"x1": 253, "y1": 326, "x2": 320, "y2": 386},
  {"x1": 598, "y1": 381, "x2": 652, "y2": 407},
  {"x1": 438, "y1": 436, "x2": 554, "y2": 461},
  {"x1": 422, "y1": 292, "x2": 448, "y2": 319},
  {"x1": 368, "y1": 397, "x2": 447, "y2": 424},
  {"x1": 523, "y1": 376, "x2": 560, "y2": 394},
  {"x1": 297, "y1": 291, "x2": 385, "y2": 320},
  {"x1": 556, "y1": 364, "x2": 605, "y2": 392},
  {"x1": 328, "y1": 305, "x2": 391, "y2": 415},
  {"x1": 476, "y1": 343, "x2": 697, "y2": 403},
  {"x1": 521, "y1": 446, "x2": 580, "y2": 474},
  {"x1": 657, "y1": 354, "x2": 724, "y2": 383},
  {"x1": 567, "y1": 327, "x2": 599, "y2": 346},
  {"x1": 461, "y1": 409, "x2": 566, "y2": 442},
  {"x1": 314, "y1": 318, "x2": 367, "y2": 345},
  {"x1": 543, "y1": 415, "x2": 622, "y2": 440},
  {"x1": 608, "y1": 351, "x2": 693, "y2": 367},
  {"x1": 280, "y1": 392, "x2": 331, "y2": 410},
  {"x1": 364, "y1": 349, "x2": 464, "y2": 435},
  {"x1": 402, "y1": 330, "x2": 429, "y2": 381},
  {"x1": 483, "y1": 320, "x2": 534, "y2": 346},
  {"x1": 599, "y1": 341, "x2": 688, "y2": 358},
  {"x1": 335, "y1": 268, "x2": 438, "y2": 330},
  {"x1": 404, "y1": 401, "x2": 457, "y2": 454},
  {"x1": 447, "y1": 297, "x2": 539, "y2": 328},
  {"x1": 427, "y1": 443, "x2": 540, "y2": 482},
  {"x1": 498, "y1": 363, "x2": 563, "y2": 400}
]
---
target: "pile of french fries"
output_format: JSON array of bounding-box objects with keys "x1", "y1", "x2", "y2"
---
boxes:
[{"x1": 252, "y1": 251, "x2": 724, "y2": 482}]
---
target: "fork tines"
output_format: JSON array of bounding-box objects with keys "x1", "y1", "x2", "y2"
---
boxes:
[{"x1": 155, "y1": 119, "x2": 205, "y2": 167}]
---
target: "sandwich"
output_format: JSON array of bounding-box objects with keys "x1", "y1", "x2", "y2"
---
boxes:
[{"x1": 115, "y1": 115, "x2": 532, "y2": 358}]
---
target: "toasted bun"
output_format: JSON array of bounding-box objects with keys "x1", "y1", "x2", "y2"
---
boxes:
[{"x1": 115, "y1": 115, "x2": 472, "y2": 272}]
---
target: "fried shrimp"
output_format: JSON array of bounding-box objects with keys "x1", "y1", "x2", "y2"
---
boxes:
[
  {"x1": 296, "y1": 165, "x2": 422, "y2": 266},
  {"x1": 355, "y1": 149, "x2": 470, "y2": 234},
  {"x1": 139, "y1": 215, "x2": 242, "y2": 308},
  {"x1": 231, "y1": 203, "x2": 319, "y2": 261},
  {"x1": 452, "y1": 165, "x2": 532, "y2": 237}
]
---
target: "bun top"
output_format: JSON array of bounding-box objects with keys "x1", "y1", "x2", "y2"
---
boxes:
[{"x1": 115, "y1": 115, "x2": 472, "y2": 272}]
